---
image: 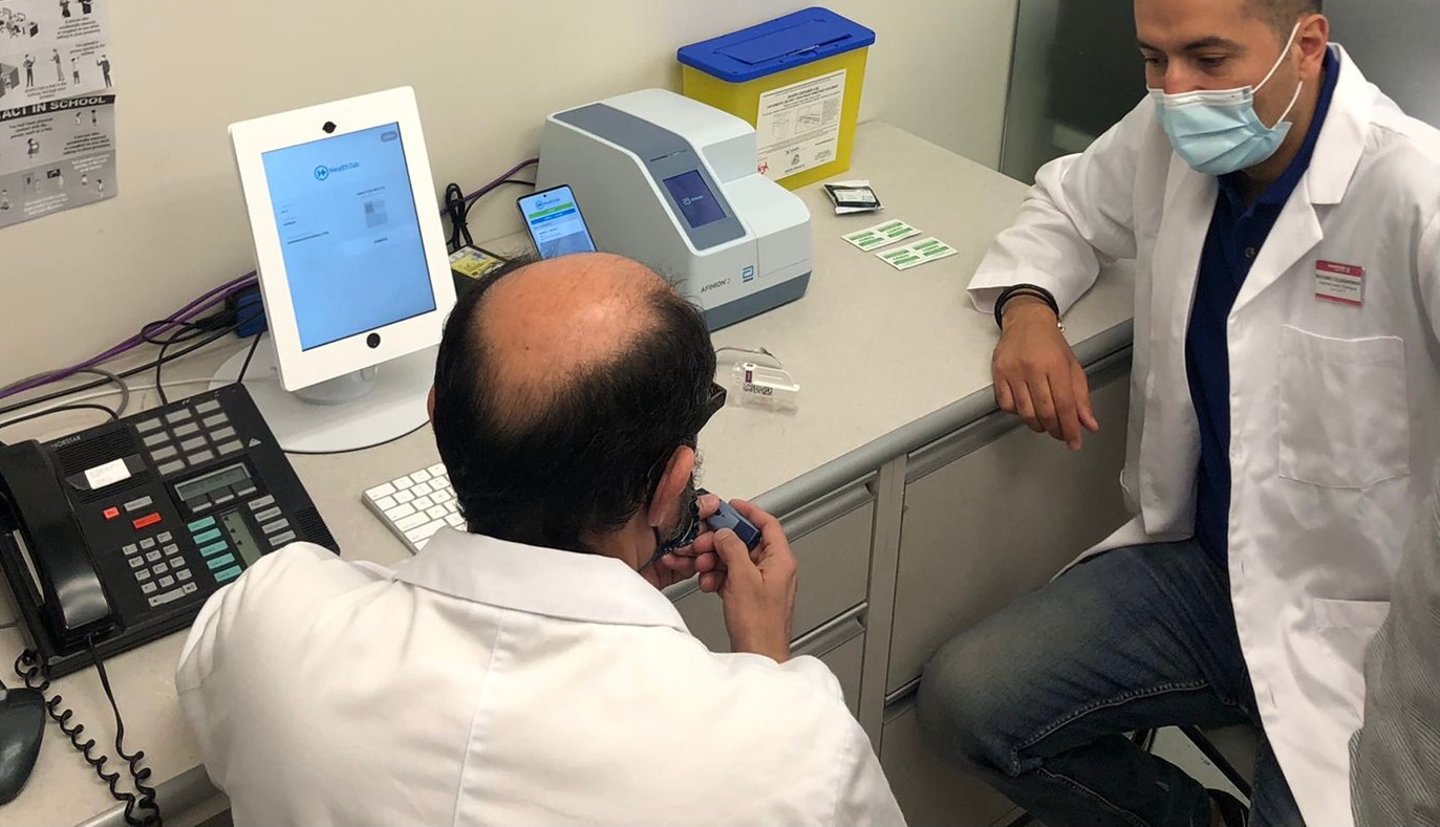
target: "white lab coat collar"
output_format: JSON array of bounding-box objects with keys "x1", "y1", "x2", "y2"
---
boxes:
[
  {"x1": 392, "y1": 527, "x2": 688, "y2": 631},
  {"x1": 1307, "y1": 44, "x2": 1372, "y2": 206}
]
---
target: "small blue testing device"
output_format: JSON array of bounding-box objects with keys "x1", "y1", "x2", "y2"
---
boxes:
[{"x1": 699, "y1": 489, "x2": 762, "y2": 551}]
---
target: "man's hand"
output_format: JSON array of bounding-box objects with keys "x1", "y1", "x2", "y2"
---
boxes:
[
  {"x1": 993, "y1": 296, "x2": 1099, "y2": 451},
  {"x1": 640, "y1": 493, "x2": 723, "y2": 590},
  {"x1": 703, "y1": 499, "x2": 797, "y2": 663}
]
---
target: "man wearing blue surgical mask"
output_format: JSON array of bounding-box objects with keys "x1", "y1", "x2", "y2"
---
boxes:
[{"x1": 919, "y1": 1, "x2": 1440, "y2": 826}]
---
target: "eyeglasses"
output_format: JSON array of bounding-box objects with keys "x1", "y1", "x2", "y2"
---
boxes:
[{"x1": 699, "y1": 382, "x2": 728, "y2": 431}]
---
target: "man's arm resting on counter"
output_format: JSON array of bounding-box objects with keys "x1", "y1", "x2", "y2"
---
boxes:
[{"x1": 968, "y1": 98, "x2": 1153, "y2": 313}]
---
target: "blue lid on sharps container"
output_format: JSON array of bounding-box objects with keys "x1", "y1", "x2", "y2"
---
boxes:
[{"x1": 677, "y1": 7, "x2": 876, "y2": 84}]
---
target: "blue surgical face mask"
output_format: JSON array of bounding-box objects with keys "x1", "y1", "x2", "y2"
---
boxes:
[{"x1": 1149, "y1": 23, "x2": 1304, "y2": 176}]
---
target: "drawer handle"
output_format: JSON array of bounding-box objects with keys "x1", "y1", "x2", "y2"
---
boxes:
[
  {"x1": 781, "y1": 485, "x2": 874, "y2": 538},
  {"x1": 792, "y1": 605, "x2": 866, "y2": 656}
]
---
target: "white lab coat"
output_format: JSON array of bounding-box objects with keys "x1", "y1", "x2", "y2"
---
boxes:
[
  {"x1": 969, "y1": 46, "x2": 1440, "y2": 826},
  {"x1": 175, "y1": 530, "x2": 904, "y2": 827}
]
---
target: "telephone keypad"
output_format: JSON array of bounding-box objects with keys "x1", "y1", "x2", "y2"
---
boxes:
[
  {"x1": 140, "y1": 399, "x2": 242, "y2": 478},
  {"x1": 117, "y1": 517, "x2": 216, "y2": 601}
]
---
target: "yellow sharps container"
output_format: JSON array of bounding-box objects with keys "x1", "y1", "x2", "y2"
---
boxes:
[{"x1": 678, "y1": 7, "x2": 875, "y2": 190}]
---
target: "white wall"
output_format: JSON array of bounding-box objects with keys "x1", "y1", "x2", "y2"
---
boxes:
[{"x1": 0, "y1": 0, "x2": 1017, "y2": 385}]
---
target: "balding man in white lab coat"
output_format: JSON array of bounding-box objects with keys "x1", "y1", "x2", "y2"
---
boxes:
[{"x1": 177, "y1": 254, "x2": 904, "y2": 826}]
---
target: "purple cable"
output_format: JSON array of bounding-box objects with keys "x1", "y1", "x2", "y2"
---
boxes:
[
  {"x1": 0, "y1": 274, "x2": 257, "y2": 401},
  {"x1": 464, "y1": 158, "x2": 539, "y2": 203}
]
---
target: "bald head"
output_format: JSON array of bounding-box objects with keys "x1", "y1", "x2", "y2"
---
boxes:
[
  {"x1": 432, "y1": 252, "x2": 716, "y2": 553},
  {"x1": 476, "y1": 253, "x2": 671, "y2": 432}
]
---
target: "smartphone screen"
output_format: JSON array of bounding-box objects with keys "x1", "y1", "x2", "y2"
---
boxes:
[{"x1": 517, "y1": 185, "x2": 597, "y2": 259}]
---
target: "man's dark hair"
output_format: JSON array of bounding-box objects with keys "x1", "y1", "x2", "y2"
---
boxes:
[
  {"x1": 1248, "y1": 0, "x2": 1322, "y2": 32},
  {"x1": 432, "y1": 257, "x2": 717, "y2": 554}
]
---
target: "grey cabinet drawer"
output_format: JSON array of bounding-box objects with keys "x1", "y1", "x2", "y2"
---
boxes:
[
  {"x1": 672, "y1": 484, "x2": 874, "y2": 652},
  {"x1": 880, "y1": 701, "x2": 1018, "y2": 827},
  {"x1": 887, "y1": 363, "x2": 1131, "y2": 692},
  {"x1": 794, "y1": 607, "x2": 866, "y2": 717}
]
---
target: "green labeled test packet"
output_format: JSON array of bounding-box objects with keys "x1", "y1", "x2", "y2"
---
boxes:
[
  {"x1": 842, "y1": 219, "x2": 922, "y2": 252},
  {"x1": 877, "y1": 236, "x2": 958, "y2": 271}
]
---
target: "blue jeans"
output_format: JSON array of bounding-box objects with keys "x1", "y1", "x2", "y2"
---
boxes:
[{"x1": 915, "y1": 541, "x2": 1305, "y2": 827}]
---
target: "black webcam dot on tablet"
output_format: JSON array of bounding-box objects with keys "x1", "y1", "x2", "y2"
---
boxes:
[
  {"x1": 322, "y1": 121, "x2": 337, "y2": 134},
  {"x1": 366, "y1": 333, "x2": 381, "y2": 349}
]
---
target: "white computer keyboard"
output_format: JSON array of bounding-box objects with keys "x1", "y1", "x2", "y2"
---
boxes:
[{"x1": 362, "y1": 462, "x2": 464, "y2": 554}]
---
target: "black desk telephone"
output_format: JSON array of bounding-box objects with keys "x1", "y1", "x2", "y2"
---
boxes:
[{"x1": 0, "y1": 384, "x2": 338, "y2": 677}]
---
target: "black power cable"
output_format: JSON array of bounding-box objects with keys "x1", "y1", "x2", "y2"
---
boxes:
[
  {"x1": 443, "y1": 178, "x2": 535, "y2": 254},
  {"x1": 0, "y1": 402, "x2": 120, "y2": 433},
  {"x1": 141, "y1": 319, "x2": 217, "y2": 406}
]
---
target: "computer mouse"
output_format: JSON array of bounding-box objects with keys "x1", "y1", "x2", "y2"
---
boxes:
[{"x1": 0, "y1": 687, "x2": 45, "y2": 805}]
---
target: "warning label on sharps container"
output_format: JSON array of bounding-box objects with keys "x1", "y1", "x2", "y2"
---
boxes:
[{"x1": 754, "y1": 68, "x2": 846, "y2": 181}]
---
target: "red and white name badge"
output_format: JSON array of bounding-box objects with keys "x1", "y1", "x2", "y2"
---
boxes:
[{"x1": 1315, "y1": 260, "x2": 1365, "y2": 307}]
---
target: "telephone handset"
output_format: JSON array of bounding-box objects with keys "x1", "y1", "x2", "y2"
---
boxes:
[{"x1": 0, "y1": 440, "x2": 118, "y2": 653}]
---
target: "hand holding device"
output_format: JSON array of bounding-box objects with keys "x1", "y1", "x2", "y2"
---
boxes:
[
  {"x1": 686, "y1": 488, "x2": 761, "y2": 595},
  {"x1": 704, "y1": 495, "x2": 761, "y2": 550},
  {"x1": 642, "y1": 492, "x2": 722, "y2": 590},
  {"x1": 706, "y1": 499, "x2": 797, "y2": 663}
]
